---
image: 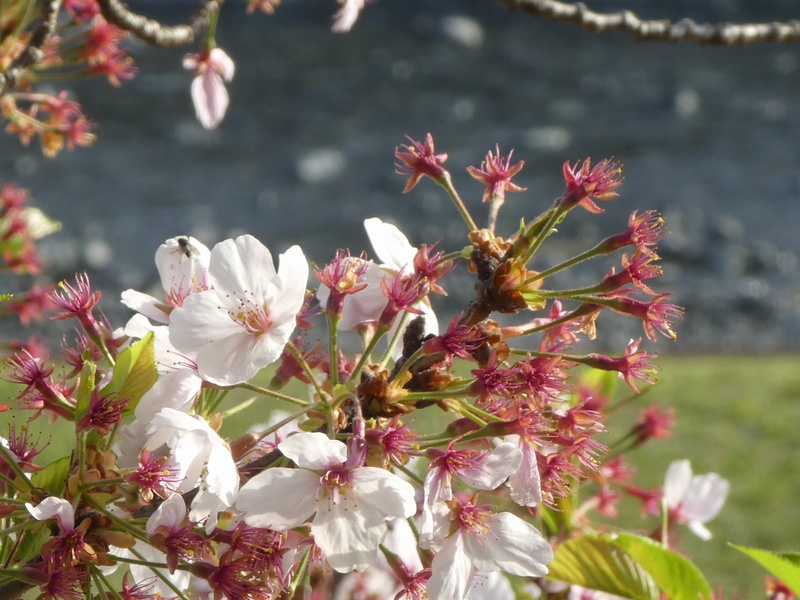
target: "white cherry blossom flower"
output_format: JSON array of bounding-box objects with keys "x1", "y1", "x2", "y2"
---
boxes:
[
  {"x1": 317, "y1": 218, "x2": 437, "y2": 359},
  {"x1": 114, "y1": 368, "x2": 202, "y2": 468},
  {"x1": 169, "y1": 235, "x2": 308, "y2": 385},
  {"x1": 421, "y1": 443, "x2": 521, "y2": 548},
  {"x1": 332, "y1": 0, "x2": 366, "y2": 32},
  {"x1": 122, "y1": 235, "x2": 211, "y2": 325},
  {"x1": 236, "y1": 431, "x2": 416, "y2": 573},
  {"x1": 26, "y1": 496, "x2": 75, "y2": 531},
  {"x1": 664, "y1": 459, "x2": 729, "y2": 540},
  {"x1": 145, "y1": 408, "x2": 239, "y2": 533},
  {"x1": 183, "y1": 48, "x2": 235, "y2": 129},
  {"x1": 425, "y1": 497, "x2": 553, "y2": 600},
  {"x1": 504, "y1": 434, "x2": 543, "y2": 507}
]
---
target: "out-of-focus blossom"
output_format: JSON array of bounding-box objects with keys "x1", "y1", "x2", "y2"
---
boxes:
[
  {"x1": 332, "y1": 0, "x2": 367, "y2": 32},
  {"x1": 664, "y1": 459, "x2": 729, "y2": 540},
  {"x1": 183, "y1": 48, "x2": 235, "y2": 129}
]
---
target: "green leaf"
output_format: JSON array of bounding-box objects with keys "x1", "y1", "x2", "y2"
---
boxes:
[
  {"x1": 548, "y1": 534, "x2": 659, "y2": 600},
  {"x1": 613, "y1": 533, "x2": 711, "y2": 600},
  {"x1": 730, "y1": 544, "x2": 800, "y2": 595},
  {"x1": 31, "y1": 455, "x2": 71, "y2": 496},
  {"x1": 11, "y1": 522, "x2": 50, "y2": 567},
  {"x1": 0, "y1": 293, "x2": 12, "y2": 303},
  {"x1": 102, "y1": 332, "x2": 158, "y2": 416},
  {"x1": 74, "y1": 360, "x2": 97, "y2": 424},
  {"x1": 580, "y1": 368, "x2": 619, "y2": 399}
]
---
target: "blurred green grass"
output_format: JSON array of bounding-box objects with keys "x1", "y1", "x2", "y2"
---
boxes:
[{"x1": 2, "y1": 355, "x2": 798, "y2": 596}]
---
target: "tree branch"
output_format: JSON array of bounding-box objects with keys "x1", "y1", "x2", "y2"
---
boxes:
[
  {"x1": 96, "y1": 0, "x2": 223, "y2": 47},
  {"x1": 0, "y1": 0, "x2": 62, "y2": 96},
  {"x1": 497, "y1": 0, "x2": 800, "y2": 45}
]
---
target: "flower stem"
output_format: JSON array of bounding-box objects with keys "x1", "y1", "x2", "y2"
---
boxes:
[
  {"x1": 236, "y1": 382, "x2": 309, "y2": 407},
  {"x1": 327, "y1": 313, "x2": 341, "y2": 388},
  {"x1": 439, "y1": 172, "x2": 478, "y2": 232}
]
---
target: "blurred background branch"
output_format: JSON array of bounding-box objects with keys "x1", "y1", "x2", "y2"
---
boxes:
[
  {"x1": 96, "y1": 0, "x2": 223, "y2": 47},
  {"x1": 498, "y1": 0, "x2": 800, "y2": 45}
]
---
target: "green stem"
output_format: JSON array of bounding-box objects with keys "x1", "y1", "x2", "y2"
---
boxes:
[
  {"x1": 284, "y1": 546, "x2": 312, "y2": 598},
  {"x1": 438, "y1": 172, "x2": 478, "y2": 232},
  {"x1": 390, "y1": 344, "x2": 427, "y2": 385},
  {"x1": 125, "y1": 548, "x2": 191, "y2": 600},
  {"x1": 79, "y1": 476, "x2": 126, "y2": 491},
  {"x1": 523, "y1": 238, "x2": 610, "y2": 285},
  {"x1": 91, "y1": 567, "x2": 125, "y2": 600},
  {"x1": 236, "y1": 382, "x2": 308, "y2": 407},
  {"x1": 287, "y1": 340, "x2": 326, "y2": 402},
  {"x1": 84, "y1": 497, "x2": 150, "y2": 544},
  {"x1": 380, "y1": 311, "x2": 412, "y2": 369},
  {"x1": 348, "y1": 324, "x2": 389, "y2": 384},
  {"x1": 521, "y1": 205, "x2": 564, "y2": 265},
  {"x1": 327, "y1": 313, "x2": 341, "y2": 388},
  {"x1": 0, "y1": 444, "x2": 38, "y2": 499}
]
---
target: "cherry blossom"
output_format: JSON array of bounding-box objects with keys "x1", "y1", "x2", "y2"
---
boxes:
[
  {"x1": 121, "y1": 235, "x2": 211, "y2": 324},
  {"x1": 169, "y1": 235, "x2": 308, "y2": 385},
  {"x1": 421, "y1": 442, "x2": 521, "y2": 547},
  {"x1": 236, "y1": 431, "x2": 416, "y2": 573},
  {"x1": 183, "y1": 47, "x2": 235, "y2": 129},
  {"x1": 143, "y1": 408, "x2": 240, "y2": 533},
  {"x1": 664, "y1": 459, "x2": 729, "y2": 540},
  {"x1": 425, "y1": 497, "x2": 553, "y2": 600}
]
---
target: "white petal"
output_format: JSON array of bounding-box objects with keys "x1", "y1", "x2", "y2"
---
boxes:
[
  {"x1": 204, "y1": 441, "x2": 240, "y2": 503},
  {"x1": 191, "y1": 71, "x2": 229, "y2": 129},
  {"x1": 682, "y1": 473, "x2": 729, "y2": 524},
  {"x1": 350, "y1": 467, "x2": 417, "y2": 518},
  {"x1": 364, "y1": 218, "x2": 417, "y2": 270},
  {"x1": 26, "y1": 497, "x2": 74, "y2": 531},
  {"x1": 194, "y1": 327, "x2": 268, "y2": 385},
  {"x1": 337, "y1": 262, "x2": 389, "y2": 330},
  {"x1": 466, "y1": 512, "x2": 552, "y2": 577},
  {"x1": 272, "y1": 245, "x2": 309, "y2": 322},
  {"x1": 466, "y1": 572, "x2": 515, "y2": 600},
  {"x1": 428, "y1": 532, "x2": 473, "y2": 600},
  {"x1": 278, "y1": 432, "x2": 347, "y2": 470},
  {"x1": 210, "y1": 235, "x2": 275, "y2": 297},
  {"x1": 121, "y1": 290, "x2": 170, "y2": 324},
  {"x1": 155, "y1": 236, "x2": 210, "y2": 296},
  {"x1": 420, "y1": 468, "x2": 452, "y2": 549},
  {"x1": 146, "y1": 493, "x2": 187, "y2": 534},
  {"x1": 460, "y1": 444, "x2": 522, "y2": 490},
  {"x1": 312, "y1": 491, "x2": 386, "y2": 572},
  {"x1": 237, "y1": 468, "x2": 320, "y2": 530},
  {"x1": 687, "y1": 521, "x2": 713, "y2": 541},
  {"x1": 134, "y1": 369, "x2": 200, "y2": 422},
  {"x1": 209, "y1": 47, "x2": 235, "y2": 81},
  {"x1": 383, "y1": 517, "x2": 424, "y2": 573},
  {"x1": 664, "y1": 459, "x2": 692, "y2": 509},
  {"x1": 169, "y1": 289, "x2": 241, "y2": 351},
  {"x1": 130, "y1": 540, "x2": 191, "y2": 596},
  {"x1": 331, "y1": 0, "x2": 366, "y2": 32},
  {"x1": 508, "y1": 440, "x2": 542, "y2": 507}
]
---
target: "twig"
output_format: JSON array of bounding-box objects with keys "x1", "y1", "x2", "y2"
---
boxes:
[
  {"x1": 0, "y1": 0, "x2": 62, "y2": 96},
  {"x1": 96, "y1": 0, "x2": 223, "y2": 47},
  {"x1": 497, "y1": 0, "x2": 800, "y2": 45}
]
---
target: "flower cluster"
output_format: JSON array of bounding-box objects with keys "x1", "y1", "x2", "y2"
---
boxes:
[
  {"x1": 0, "y1": 135, "x2": 733, "y2": 600},
  {"x1": 0, "y1": 0, "x2": 140, "y2": 155}
]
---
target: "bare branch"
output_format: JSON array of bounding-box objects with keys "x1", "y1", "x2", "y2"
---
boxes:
[
  {"x1": 498, "y1": 0, "x2": 800, "y2": 45},
  {"x1": 0, "y1": 0, "x2": 62, "y2": 96},
  {"x1": 96, "y1": 0, "x2": 223, "y2": 47}
]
